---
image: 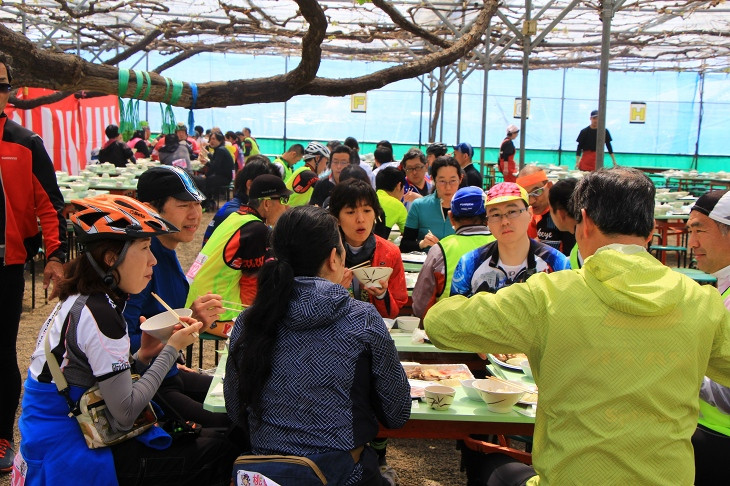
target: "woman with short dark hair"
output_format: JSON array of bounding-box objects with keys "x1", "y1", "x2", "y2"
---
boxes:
[{"x1": 329, "y1": 179, "x2": 408, "y2": 319}]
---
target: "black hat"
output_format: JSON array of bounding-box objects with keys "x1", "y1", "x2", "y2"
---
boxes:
[
  {"x1": 249, "y1": 174, "x2": 293, "y2": 200},
  {"x1": 105, "y1": 124, "x2": 119, "y2": 139},
  {"x1": 137, "y1": 166, "x2": 205, "y2": 203},
  {"x1": 590, "y1": 110, "x2": 599, "y2": 118}
]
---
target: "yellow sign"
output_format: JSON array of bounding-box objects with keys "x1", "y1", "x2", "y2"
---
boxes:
[
  {"x1": 514, "y1": 98, "x2": 530, "y2": 119},
  {"x1": 630, "y1": 102, "x2": 647, "y2": 124},
  {"x1": 351, "y1": 93, "x2": 367, "y2": 113}
]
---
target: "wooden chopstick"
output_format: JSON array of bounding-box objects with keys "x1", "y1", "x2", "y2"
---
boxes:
[
  {"x1": 348, "y1": 260, "x2": 371, "y2": 271},
  {"x1": 222, "y1": 306, "x2": 246, "y2": 312},
  {"x1": 219, "y1": 299, "x2": 245, "y2": 307},
  {"x1": 151, "y1": 292, "x2": 199, "y2": 339},
  {"x1": 486, "y1": 376, "x2": 536, "y2": 394}
]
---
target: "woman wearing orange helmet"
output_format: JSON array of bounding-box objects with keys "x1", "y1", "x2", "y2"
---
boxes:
[{"x1": 14, "y1": 195, "x2": 237, "y2": 486}]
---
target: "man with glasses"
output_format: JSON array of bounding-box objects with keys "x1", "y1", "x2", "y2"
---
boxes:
[
  {"x1": 401, "y1": 148, "x2": 432, "y2": 207},
  {"x1": 285, "y1": 141, "x2": 330, "y2": 207},
  {"x1": 450, "y1": 182, "x2": 569, "y2": 297},
  {"x1": 186, "y1": 174, "x2": 291, "y2": 318},
  {"x1": 516, "y1": 165, "x2": 575, "y2": 256},
  {"x1": 0, "y1": 53, "x2": 67, "y2": 472}
]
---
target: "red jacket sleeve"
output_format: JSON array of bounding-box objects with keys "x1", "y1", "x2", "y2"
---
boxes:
[
  {"x1": 30, "y1": 133, "x2": 67, "y2": 260},
  {"x1": 370, "y1": 236, "x2": 408, "y2": 319}
]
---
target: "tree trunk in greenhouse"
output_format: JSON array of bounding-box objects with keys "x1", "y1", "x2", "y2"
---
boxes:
[
  {"x1": 430, "y1": 68, "x2": 447, "y2": 142},
  {"x1": 0, "y1": 0, "x2": 498, "y2": 109}
]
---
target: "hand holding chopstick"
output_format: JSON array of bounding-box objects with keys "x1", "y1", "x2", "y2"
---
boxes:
[
  {"x1": 219, "y1": 299, "x2": 248, "y2": 309},
  {"x1": 151, "y1": 292, "x2": 199, "y2": 339}
]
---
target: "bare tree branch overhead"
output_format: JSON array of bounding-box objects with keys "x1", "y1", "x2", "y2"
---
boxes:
[{"x1": 0, "y1": 0, "x2": 727, "y2": 109}]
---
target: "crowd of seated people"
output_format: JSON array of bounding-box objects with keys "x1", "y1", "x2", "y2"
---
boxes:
[{"x1": 13, "y1": 126, "x2": 730, "y2": 486}]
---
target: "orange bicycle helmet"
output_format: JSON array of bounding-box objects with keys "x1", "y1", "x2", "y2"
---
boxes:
[{"x1": 70, "y1": 194, "x2": 179, "y2": 243}]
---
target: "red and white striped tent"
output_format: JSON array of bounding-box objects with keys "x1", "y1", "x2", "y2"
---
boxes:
[{"x1": 5, "y1": 88, "x2": 118, "y2": 175}]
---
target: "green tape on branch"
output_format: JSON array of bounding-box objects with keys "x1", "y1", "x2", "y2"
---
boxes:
[
  {"x1": 170, "y1": 79, "x2": 184, "y2": 106},
  {"x1": 132, "y1": 70, "x2": 144, "y2": 98},
  {"x1": 118, "y1": 69, "x2": 130, "y2": 97},
  {"x1": 163, "y1": 77, "x2": 172, "y2": 104},
  {"x1": 141, "y1": 71, "x2": 152, "y2": 101}
]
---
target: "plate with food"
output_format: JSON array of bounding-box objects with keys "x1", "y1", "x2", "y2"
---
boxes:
[
  {"x1": 488, "y1": 353, "x2": 528, "y2": 371},
  {"x1": 403, "y1": 364, "x2": 474, "y2": 388}
]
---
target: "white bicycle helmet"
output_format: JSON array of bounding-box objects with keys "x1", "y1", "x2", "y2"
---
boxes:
[{"x1": 303, "y1": 141, "x2": 331, "y2": 161}]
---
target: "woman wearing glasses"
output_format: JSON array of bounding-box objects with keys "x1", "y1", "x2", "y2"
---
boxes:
[{"x1": 399, "y1": 156, "x2": 463, "y2": 253}]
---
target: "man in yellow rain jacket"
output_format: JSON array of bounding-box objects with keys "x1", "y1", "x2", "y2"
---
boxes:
[{"x1": 425, "y1": 168, "x2": 730, "y2": 486}]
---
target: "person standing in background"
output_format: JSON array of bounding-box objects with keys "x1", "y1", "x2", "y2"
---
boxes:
[
  {"x1": 576, "y1": 109, "x2": 617, "y2": 171},
  {"x1": 453, "y1": 142, "x2": 482, "y2": 188},
  {"x1": 499, "y1": 124, "x2": 520, "y2": 183},
  {"x1": 0, "y1": 52, "x2": 68, "y2": 472},
  {"x1": 201, "y1": 131, "x2": 235, "y2": 212},
  {"x1": 242, "y1": 127, "x2": 260, "y2": 162}
]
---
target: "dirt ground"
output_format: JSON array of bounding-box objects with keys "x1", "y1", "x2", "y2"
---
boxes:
[{"x1": 2, "y1": 210, "x2": 468, "y2": 486}]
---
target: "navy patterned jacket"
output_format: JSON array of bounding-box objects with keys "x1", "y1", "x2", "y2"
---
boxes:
[{"x1": 225, "y1": 277, "x2": 411, "y2": 456}]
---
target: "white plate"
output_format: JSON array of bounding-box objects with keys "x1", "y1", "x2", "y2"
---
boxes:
[
  {"x1": 488, "y1": 353, "x2": 525, "y2": 371},
  {"x1": 401, "y1": 252, "x2": 427, "y2": 263},
  {"x1": 408, "y1": 379, "x2": 437, "y2": 399}
]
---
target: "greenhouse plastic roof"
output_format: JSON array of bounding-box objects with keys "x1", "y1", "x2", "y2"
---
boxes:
[{"x1": 1, "y1": 0, "x2": 729, "y2": 73}]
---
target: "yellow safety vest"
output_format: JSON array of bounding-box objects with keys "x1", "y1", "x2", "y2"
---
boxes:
[
  {"x1": 437, "y1": 232, "x2": 495, "y2": 300},
  {"x1": 698, "y1": 286, "x2": 730, "y2": 436},
  {"x1": 185, "y1": 212, "x2": 261, "y2": 321}
]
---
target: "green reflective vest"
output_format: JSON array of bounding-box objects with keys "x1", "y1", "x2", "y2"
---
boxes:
[
  {"x1": 569, "y1": 244, "x2": 582, "y2": 269},
  {"x1": 274, "y1": 156, "x2": 293, "y2": 182},
  {"x1": 698, "y1": 286, "x2": 730, "y2": 436},
  {"x1": 185, "y1": 212, "x2": 261, "y2": 321},
  {"x1": 437, "y1": 232, "x2": 495, "y2": 300}
]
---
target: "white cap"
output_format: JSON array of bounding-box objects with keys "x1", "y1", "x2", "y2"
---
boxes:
[{"x1": 507, "y1": 124, "x2": 519, "y2": 134}]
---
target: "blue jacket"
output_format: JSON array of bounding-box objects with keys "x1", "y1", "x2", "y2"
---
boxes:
[
  {"x1": 403, "y1": 191, "x2": 455, "y2": 241},
  {"x1": 452, "y1": 238, "x2": 571, "y2": 297}
]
